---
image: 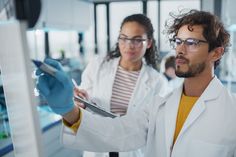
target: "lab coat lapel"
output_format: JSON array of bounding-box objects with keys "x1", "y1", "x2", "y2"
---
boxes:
[
  {"x1": 102, "y1": 57, "x2": 120, "y2": 110},
  {"x1": 175, "y1": 76, "x2": 221, "y2": 143},
  {"x1": 177, "y1": 99, "x2": 206, "y2": 141},
  {"x1": 128, "y1": 64, "x2": 150, "y2": 107},
  {"x1": 165, "y1": 85, "x2": 183, "y2": 154}
]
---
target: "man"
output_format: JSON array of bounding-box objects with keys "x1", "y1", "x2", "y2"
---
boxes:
[
  {"x1": 37, "y1": 10, "x2": 236, "y2": 157},
  {"x1": 163, "y1": 55, "x2": 183, "y2": 90},
  {"x1": 164, "y1": 55, "x2": 176, "y2": 81}
]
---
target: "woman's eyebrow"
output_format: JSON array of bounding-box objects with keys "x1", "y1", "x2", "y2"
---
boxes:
[{"x1": 119, "y1": 34, "x2": 143, "y2": 38}]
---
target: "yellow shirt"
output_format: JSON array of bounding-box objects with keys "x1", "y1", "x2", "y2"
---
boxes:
[
  {"x1": 173, "y1": 93, "x2": 199, "y2": 144},
  {"x1": 63, "y1": 109, "x2": 82, "y2": 133}
]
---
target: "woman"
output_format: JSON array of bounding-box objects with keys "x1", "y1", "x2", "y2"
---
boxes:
[{"x1": 74, "y1": 14, "x2": 168, "y2": 157}]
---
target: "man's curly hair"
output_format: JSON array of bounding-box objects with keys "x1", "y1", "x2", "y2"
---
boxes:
[{"x1": 165, "y1": 9, "x2": 230, "y2": 68}]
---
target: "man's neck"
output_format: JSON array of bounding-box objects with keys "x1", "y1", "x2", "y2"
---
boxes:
[{"x1": 183, "y1": 71, "x2": 214, "y2": 97}]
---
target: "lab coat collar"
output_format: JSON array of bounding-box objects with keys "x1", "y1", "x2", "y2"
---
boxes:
[
  {"x1": 109, "y1": 57, "x2": 151, "y2": 109},
  {"x1": 113, "y1": 56, "x2": 150, "y2": 82},
  {"x1": 164, "y1": 86, "x2": 182, "y2": 155},
  {"x1": 110, "y1": 56, "x2": 147, "y2": 73},
  {"x1": 197, "y1": 76, "x2": 223, "y2": 101},
  {"x1": 110, "y1": 56, "x2": 149, "y2": 79},
  {"x1": 98, "y1": 57, "x2": 120, "y2": 111},
  {"x1": 164, "y1": 76, "x2": 224, "y2": 154},
  {"x1": 110, "y1": 57, "x2": 121, "y2": 74},
  {"x1": 126, "y1": 60, "x2": 152, "y2": 109}
]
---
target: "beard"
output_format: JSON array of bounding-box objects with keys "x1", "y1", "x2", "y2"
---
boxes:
[{"x1": 175, "y1": 56, "x2": 206, "y2": 78}]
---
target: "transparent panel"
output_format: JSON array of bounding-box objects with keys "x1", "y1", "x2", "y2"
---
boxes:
[
  {"x1": 147, "y1": 1, "x2": 159, "y2": 49},
  {"x1": 27, "y1": 30, "x2": 45, "y2": 60},
  {"x1": 97, "y1": 4, "x2": 107, "y2": 56}
]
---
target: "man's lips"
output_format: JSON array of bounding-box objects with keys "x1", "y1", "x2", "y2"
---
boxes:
[{"x1": 175, "y1": 56, "x2": 188, "y2": 65}]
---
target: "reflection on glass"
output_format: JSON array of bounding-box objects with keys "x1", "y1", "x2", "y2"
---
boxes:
[
  {"x1": 0, "y1": 73, "x2": 10, "y2": 139},
  {"x1": 0, "y1": 111, "x2": 10, "y2": 139}
]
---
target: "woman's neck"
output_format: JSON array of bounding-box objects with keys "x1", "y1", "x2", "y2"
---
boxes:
[{"x1": 119, "y1": 59, "x2": 142, "y2": 71}]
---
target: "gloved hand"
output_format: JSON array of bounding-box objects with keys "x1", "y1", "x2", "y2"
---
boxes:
[{"x1": 36, "y1": 58, "x2": 74, "y2": 115}]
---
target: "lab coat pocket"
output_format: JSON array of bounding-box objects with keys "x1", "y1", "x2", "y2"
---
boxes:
[{"x1": 187, "y1": 140, "x2": 232, "y2": 157}]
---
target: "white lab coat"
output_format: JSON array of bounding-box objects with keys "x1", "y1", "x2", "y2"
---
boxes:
[
  {"x1": 168, "y1": 77, "x2": 184, "y2": 91},
  {"x1": 73, "y1": 56, "x2": 168, "y2": 157},
  {"x1": 62, "y1": 76, "x2": 236, "y2": 157}
]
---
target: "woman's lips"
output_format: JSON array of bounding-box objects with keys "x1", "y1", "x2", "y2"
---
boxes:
[{"x1": 126, "y1": 51, "x2": 136, "y2": 56}]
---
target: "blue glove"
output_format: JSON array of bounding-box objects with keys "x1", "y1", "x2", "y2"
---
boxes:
[{"x1": 36, "y1": 59, "x2": 74, "y2": 115}]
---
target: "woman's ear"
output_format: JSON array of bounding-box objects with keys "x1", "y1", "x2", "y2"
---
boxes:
[
  {"x1": 211, "y1": 47, "x2": 224, "y2": 62},
  {"x1": 146, "y1": 39, "x2": 153, "y2": 49}
]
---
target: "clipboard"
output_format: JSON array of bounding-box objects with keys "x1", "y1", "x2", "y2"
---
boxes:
[{"x1": 74, "y1": 95, "x2": 117, "y2": 118}]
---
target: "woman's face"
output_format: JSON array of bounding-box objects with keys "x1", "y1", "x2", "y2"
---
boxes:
[{"x1": 118, "y1": 21, "x2": 152, "y2": 64}]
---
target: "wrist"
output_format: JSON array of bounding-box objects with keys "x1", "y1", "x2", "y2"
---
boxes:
[{"x1": 63, "y1": 106, "x2": 80, "y2": 125}]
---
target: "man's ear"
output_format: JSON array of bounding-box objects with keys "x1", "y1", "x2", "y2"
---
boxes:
[{"x1": 210, "y1": 47, "x2": 224, "y2": 62}]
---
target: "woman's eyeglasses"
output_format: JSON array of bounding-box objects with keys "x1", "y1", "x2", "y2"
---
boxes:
[{"x1": 118, "y1": 37, "x2": 147, "y2": 48}]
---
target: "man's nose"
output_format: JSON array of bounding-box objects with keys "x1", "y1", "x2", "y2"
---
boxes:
[
  {"x1": 176, "y1": 43, "x2": 187, "y2": 55},
  {"x1": 177, "y1": 41, "x2": 188, "y2": 49}
]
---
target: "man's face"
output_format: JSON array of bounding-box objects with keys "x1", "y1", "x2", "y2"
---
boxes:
[{"x1": 174, "y1": 25, "x2": 211, "y2": 78}]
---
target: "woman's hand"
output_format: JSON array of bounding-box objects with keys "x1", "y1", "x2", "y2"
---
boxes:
[{"x1": 73, "y1": 87, "x2": 89, "y2": 109}]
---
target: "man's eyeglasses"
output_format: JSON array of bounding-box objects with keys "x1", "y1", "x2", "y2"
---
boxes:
[
  {"x1": 118, "y1": 37, "x2": 147, "y2": 48},
  {"x1": 169, "y1": 37, "x2": 208, "y2": 51}
]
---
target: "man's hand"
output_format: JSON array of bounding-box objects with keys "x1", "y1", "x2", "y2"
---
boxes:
[{"x1": 36, "y1": 58, "x2": 74, "y2": 115}]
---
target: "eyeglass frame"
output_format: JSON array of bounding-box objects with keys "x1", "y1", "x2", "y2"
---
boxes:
[
  {"x1": 169, "y1": 37, "x2": 208, "y2": 51},
  {"x1": 118, "y1": 36, "x2": 148, "y2": 48}
]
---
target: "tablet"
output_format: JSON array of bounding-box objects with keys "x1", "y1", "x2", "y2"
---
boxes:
[{"x1": 74, "y1": 95, "x2": 117, "y2": 118}]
